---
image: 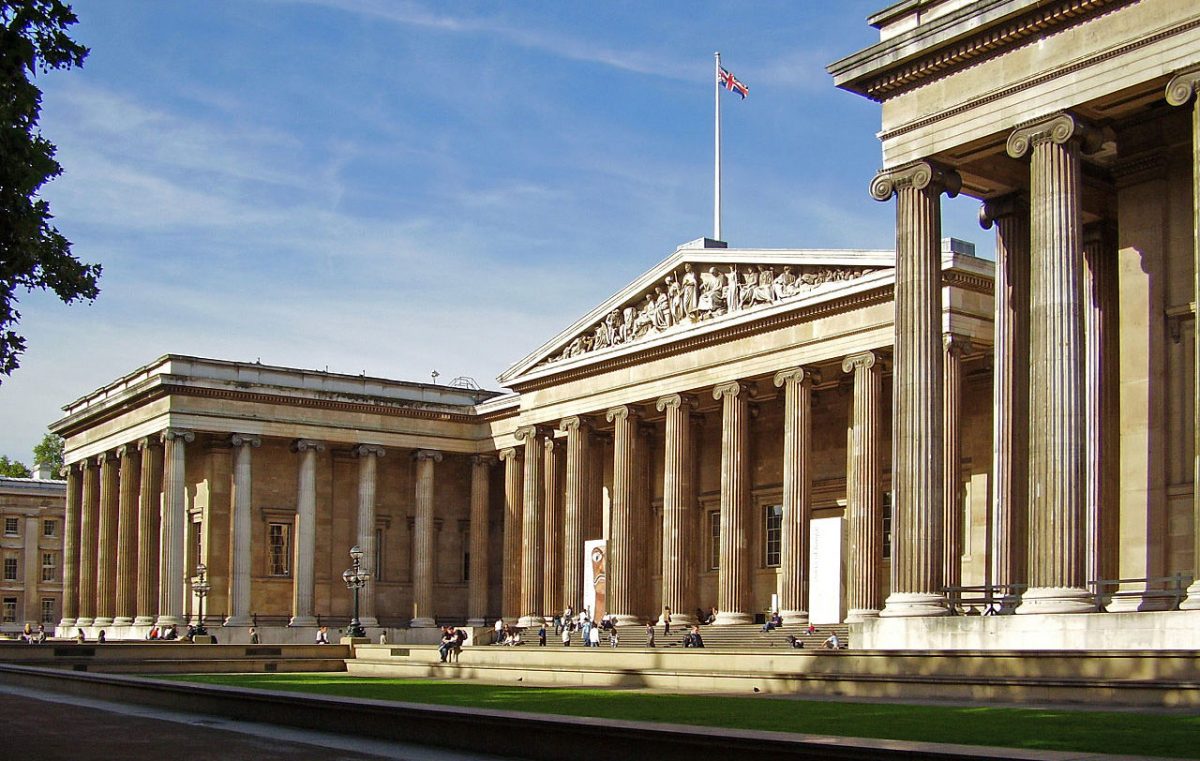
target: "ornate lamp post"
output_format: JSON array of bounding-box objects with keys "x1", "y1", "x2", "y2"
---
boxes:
[
  {"x1": 342, "y1": 545, "x2": 369, "y2": 638},
  {"x1": 192, "y1": 563, "x2": 211, "y2": 636}
]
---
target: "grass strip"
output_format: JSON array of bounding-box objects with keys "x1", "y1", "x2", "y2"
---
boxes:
[{"x1": 164, "y1": 673, "x2": 1200, "y2": 758}]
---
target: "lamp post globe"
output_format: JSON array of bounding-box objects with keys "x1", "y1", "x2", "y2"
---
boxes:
[{"x1": 343, "y1": 545, "x2": 368, "y2": 638}]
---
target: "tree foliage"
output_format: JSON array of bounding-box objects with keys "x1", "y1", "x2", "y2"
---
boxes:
[
  {"x1": 32, "y1": 430, "x2": 61, "y2": 471},
  {"x1": 0, "y1": 0, "x2": 97, "y2": 379},
  {"x1": 0, "y1": 454, "x2": 31, "y2": 477}
]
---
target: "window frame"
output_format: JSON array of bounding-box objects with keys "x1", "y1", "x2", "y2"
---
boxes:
[
  {"x1": 2, "y1": 556, "x2": 17, "y2": 582},
  {"x1": 2, "y1": 597, "x2": 16, "y2": 623},
  {"x1": 3, "y1": 517, "x2": 17, "y2": 536},
  {"x1": 42, "y1": 519, "x2": 55, "y2": 537},
  {"x1": 41, "y1": 552, "x2": 56, "y2": 583},
  {"x1": 267, "y1": 522, "x2": 292, "y2": 577},
  {"x1": 41, "y1": 597, "x2": 55, "y2": 624},
  {"x1": 708, "y1": 510, "x2": 720, "y2": 571},
  {"x1": 763, "y1": 504, "x2": 783, "y2": 568}
]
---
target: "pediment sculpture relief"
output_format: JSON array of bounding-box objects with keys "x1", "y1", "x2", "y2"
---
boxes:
[{"x1": 541, "y1": 263, "x2": 877, "y2": 367}]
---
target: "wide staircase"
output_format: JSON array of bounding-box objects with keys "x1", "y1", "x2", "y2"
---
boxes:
[{"x1": 655, "y1": 622, "x2": 849, "y2": 650}]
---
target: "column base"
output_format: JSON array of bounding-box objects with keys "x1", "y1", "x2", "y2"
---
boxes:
[
  {"x1": 517, "y1": 614, "x2": 546, "y2": 629},
  {"x1": 1179, "y1": 582, "x2": 1200, "y2": 610},
  {"x1": 608, "y1": 613, "x2": 641, "y2": 628},
  {"x1": 713, "y1": 611, "x2": 753, "y2": 625},
  {"x1": 92, "y1": 616, "x2": 114, "y2": 628},
  {"x1": 132, "y1": 616, "x2": 156, "y2": 627},
  {"x1": 1015, "y1": 586, "x2": 1096, "y2": 615},
  {"x1": 74, "y1": 617, "x2": 94, "y2": 627},
  {"x1": 845, "y1": 608, "x2": 879, "y2": 623},
  {"x1": 409, "y1": 616, "x2": 436, "y2": 628},
  {"x1": 660, "y1": 614, "x2": 697, "y2": 628},
  {"x1": 288, "y1": 615, "x2": 318, "y2": 627},
  {"x1": 466, "y1": 618, "x2": 486, "y2": 627},
  {"x1": 358, "y1": 615, "x2": 379, "y2": 628},
  {"x1": 880, "y1": 592, "x2": 948, "y2": 618},
  {"x1": 111, "y1": 616, "x2": 134, "y2": 627},
  {"x1": 779, "y1": 610, "x2": 809, "y2": 626},
  {"x1": 154, "y1": 614, "x2": 183, "y2": 627},
  {"x1": 58, "y1": 617, "x2": 77, "y2": 629},
  {"x1": 224, "y1": 615, "x2": 253, "y2": 627}
]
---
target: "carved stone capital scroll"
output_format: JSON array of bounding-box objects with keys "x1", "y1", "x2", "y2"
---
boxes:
[
  {"x1": 470, "y1": 453, "x2": 497, "y2": 467},
  {"x1": 498, "y1": 446, "x2": 521, "y2": 463},
  {"x1": 1006, "y1": 112, "x2": 1103, "y2": 159},
  {"x1": 413, "y1": 449, "x2": 444, "y2": 463},
  {"x1": 712, "y1": 380, "x2": 751, "y2": 402},
  {"x1": 841, "y1": 350, "x2": 879, "y2": 374},
  {"x1": 291, "y1": 438, "x2": 325, "y2": 453},
  {"x1": 979, "y1": 193, "x2": 1028, "y2": 230},
  {"x1": 515, "y1": 424, "x2": 552, "y2": 442},
  {"x1": 136, "y1": 436, "x2": 161, "y2": 453},
  {"x1": 161, "y1": 428, "x2": 195, "y2": 445},
  {"x1": 869, "y1": 160, "x2": 961, "y2": 202},
  {"x1": 773, "y1": 366, "x2": 822, "y2": 389},
  {"x1": 230, "y1": 433, "x2": 262, "y2": 449},
  {"x1": 1166, "y1": 65, "x2": 1200, "y2": 107},
  {"x1": 351, "y1": 443, "x2": 385, "y2": 458},
  {"x1": 655, "y1": 393, "x2": 697, "y2": 413},
  {"x1": 544, "y1": 436, "x2": 565, "y2": 454},
  {"x1": 94, "y1": 450, "x2": 117, "y2": 466},
  {"x1": 943, "y1": 333, "x2": 973, "y2": 358},
  {"x1": 558, "y1": 415, "x2": 593, "y2": 434},
  {"x1": 605, "y1": 404, "x2": 640, "y2": 424}
]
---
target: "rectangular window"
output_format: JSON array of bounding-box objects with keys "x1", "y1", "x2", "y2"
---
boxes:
[
  {"x1": 41, "y1": 598, "x2": 55, "y2": 624},
  {"x1": 882, "y1": 492, "x2": 893, "y2": 561},
  {"x1": 43, "y1": 519, "x2": 55, "y2": 537},
  {"x1": 374, "y1": 527, "x2": 385, "y2": 583},
  {"x1": 708, "y1": 511, "x2": 720, "y2": 571},
  {"x1": 3, "y1": 517, "x2": 17, "y2": 536},
  {"x1": 2, "y1": 598, "x2": 15, "y2": 623},
  {"x1": 3, "y1": 556, "x2": 16, "y2": 581},
  {"x1": 463, "y1": 551, "x2": 471, "y2": 583},
  {"x1": 268, "y1": 523, "x2": 291, "y2": 576},
  {"x1": 41, "y1": 553, "x2": 56, "y2": 583},
  {"x1": 764, "y1": 504, "x2": 783, "y2": 567}
]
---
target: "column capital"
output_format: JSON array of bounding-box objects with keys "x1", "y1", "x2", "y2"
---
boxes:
[
  {"x1": 1166, "y1": 65, "x2": 1200, "y2": 107},
  {"x1": 558, "y1": 415, "x2": 593, "y2": 433},
  {"x1": 230, "y1": 433, "x2": 262, "y2": 449},
  {"x1": 115, "y1": 443, "x2": 137, "y2": 459},
  {"x1": 136, "y1": 436, "x2": 162, "y2": 452},
  {"x1": 842, "y1": 350, "x2": 880, "y2": 374},
  {"x1": 470, "y1": 453, "x2": 497, "y2": 467},
  {"x1": 515, "y1": 424, "x2": 552, "y2": 442},
  {"x1": 94, "y1": 450, "x2": 117, "y2": 465},
  {"x1": 291, "y1": 438, "x2": 325, "y2": 453},
  {"x1": 544, "y1": 436, "x2": 565, "y2": 453},
  {"x1": 773, "y1": 366, "x2": 821, "y2": 389},
  {"x1": 498, "y1": 447, "x2": 522, "y2": 463},
  {"x1": 712, "y1": 380, "x2": 751, "y2": 401},
  {"x1": 161, "y1": 428, "x2": 195, "y2": 445},
  {"x1": 413, "y1": 449, "x2": 443, "y2": 463},
  {"x1": 1006, "y1": 112, "x2": 1103, "y2": 159},
  {"x1": 655, "y1": 393, "x2": 697, "y2": 413},
  {"x1": 979, "y1": 193, "x2": 1028, "y2": 229},
  {"x1": 605, "y1": 404, "x2": 642, "y2": 424},
  {"x1": 351, "y1": 443, "x2": 385, "y2": 458},
  {"x1": 870, "y1": 159, "x2": 961, "y2": 202},
  {"x1": 943, "y1": 333, "x2": 973, "y2": 358}
]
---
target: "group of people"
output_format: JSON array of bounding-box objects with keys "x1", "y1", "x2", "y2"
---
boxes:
[
  {"x1": 439, "y1": 625, "x2": 467, "y2": 662},
  {"x1": 18, "y1": 623, "x2": 47, "y2": 644}
]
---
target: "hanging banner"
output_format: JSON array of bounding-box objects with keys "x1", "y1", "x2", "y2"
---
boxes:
[{"x1": 583, "y1": 539, "x2": 607, "y2": 620}]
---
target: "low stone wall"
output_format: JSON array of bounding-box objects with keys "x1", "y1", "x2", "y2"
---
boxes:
[{"x1": 52, "y1": 624, "x2": 465, "y2": 646}]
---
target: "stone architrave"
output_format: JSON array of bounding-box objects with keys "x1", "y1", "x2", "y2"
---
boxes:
[
  {"x1": 842, "y1": 352, "x2": 884, "y2": 622},
  {"x1": 980, "y1": 196, "x2": 1030, "y2": 599},
  {"x1": 467, "y1": 454, "x2": 495, "y2": 626},
  {"x1": 112, "y1": 444, "x2": 140, "y2": 626},
  {"x1": 157, "y1": 429, "x2": 194, "y2": 627},
  {"x1": 226, "y1": 434, "x2": 261, "y2": 627},
  {"x1": 352, "y1": 444, "x2": 385, "y2": 627},
  {"x1": 656, "y1": 393, "x2": 698, "y2": 628},
  {"x1": 289, "y1": 439, "x2": 324, "y2": 627},
  {"x1": 559, "y1": 416, "x2": 592, "y2": 615},
  {"x1": 942, "y1": 335, "x2": 970, "y2": 592},
  {"x1": 76, "y1": 458, "x2": 98, "y2": 627},
  {"x1": 542, "y1": 436, "x2": 565, "y2": 617},
  {"x1": 93, "y1": 451, "x2": 119, "y2": 628},
  {"x1": 773, "y1": 367, "x2": 819, "y2": 625},
  {"x1": 134, "y1": 437, "x2": 162, "y2": 626},
  {"x1": 1167, "y1": 67, "x2": 1200, "y2": 610},
  {"x1": 712, "y1": 381, "x2": 753, "y2": 625},
  {"x1": 1007, "y1": 113, "x2": 1099, "y2": 615},
  {"x1": 605, "y1": 405, "x2": 642, "y2": 626},
  {"x1": 411, "y1": 449, "x2": 442, "y2": 628},
  {"x1": 59, "y1": 464, "x2": 81, "y2": 628},
  {"x1": 515, "y1": 426, "x2": 547, "y2": 628},
  {"x1": 871, "y1": 159, "x2": 959, "y2": 618},
  {"x1": 498, "y1": 447, "x2": 523, "y2": 621}
]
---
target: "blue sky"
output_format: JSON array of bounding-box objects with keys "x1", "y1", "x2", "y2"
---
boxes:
[{"x1": 0, "y1": 0, "x2": 989, "y2": 461}]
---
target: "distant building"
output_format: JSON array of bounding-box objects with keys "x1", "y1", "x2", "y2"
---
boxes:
[{"x1": 0, "y1": 473, "x2": 66, "y2": 634}]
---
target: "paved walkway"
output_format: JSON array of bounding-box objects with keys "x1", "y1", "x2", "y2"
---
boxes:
[{"x1": 0, "y1": 684, "x2": 518, "y2": 761}]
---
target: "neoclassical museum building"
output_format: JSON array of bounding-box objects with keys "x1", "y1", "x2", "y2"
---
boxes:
[{"x1": 50, "y1": 0, "x2": 1200, "y2": 648}]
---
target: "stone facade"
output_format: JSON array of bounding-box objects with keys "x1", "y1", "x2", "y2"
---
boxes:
[{"x1": 0, "y1": 475, "x2": 66, "y2": 633}]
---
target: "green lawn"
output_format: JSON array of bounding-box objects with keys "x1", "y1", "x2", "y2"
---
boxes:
[{"x1": 165, "y1": 673, "x2": 1200, "y2": 758}]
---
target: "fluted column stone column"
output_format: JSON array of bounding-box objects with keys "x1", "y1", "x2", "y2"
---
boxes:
[
  {"x1": 1083, "y1": 227, "x2": 1118, "y2": 595},
  {"x1": 1007, "y1": 113, "x2": 1098, "y2": 614},
  {"x1": 289, "y1": 439, "x2": 323, "y2": 627},
  {"x1": 59, "y1": 464, "x2": 81, "y2": 628},
  {"x1": 77, "y1": 458, "x2": 98, "y2": 627},
  {"x1": 605, "y1": 405, "x2": 642, "y2": 626},
  {"x1": 559, "y1": 416, "x2": 592, "y2": 614},
  {"x1": 467, "y1": 454, "x2": 494, "y2": 626},
  {"x1": 774, "y1": 368, "x2": 818, "y2": 624},
  {"x1": 113, "y1": 444, "x2": 140, "y2": 626},
  {"x1": 93, "y1": 451, "x2": 119, "y2": 627},
  {"x1": 942, "y1": 335, "x2": 970, "y2": 592},
  {"x1": 713, "y1": 382, "x2": 753, "y2": 625},
  {"x1": 225, "y1": 434, "x2": 261, "y2": 626},
  {"x1": 843, "y1": 352, "x2": 884, "y2": 621},
  {"x1": 157, "y1": 428, "x2": 194, "y2": 627},
  {"x1": 1167, "y1": 68, "x2": 1200, "y2": 610},
  {"x1": 351, "y1": 444, "x2": 385, "y2": 627},
  {"x1": 514, "y1": 426, "x2": 547, "y2": 627},
  {"x1": 134, "y1": 438, "x2": 162, "y2": 626},
  {"x1": 542, "y1": 437, "x2": 565, "y2": 616},
  {"x1": 871, "y1": 159, "x2": 959, "y2": 618},
  {"x1": 656, "y1": 393, "x2": 698, "y2": 628},
  {"x1": 411, "y1": 449, "x2": 442, "y2": 627},
  {"x1": 499, "y1": 447, "x2": 523, "y2": 621}
]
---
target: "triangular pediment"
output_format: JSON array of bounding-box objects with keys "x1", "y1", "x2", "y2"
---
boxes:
[{"x1": 498, "y1": 239, "x2": 895, "y2": 386}]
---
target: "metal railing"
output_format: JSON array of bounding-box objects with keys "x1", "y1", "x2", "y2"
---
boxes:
[
  {"x1": 1088, "y1": 574, "x2": 1193, "y2": 612},
  {"x1": 942, "y1": 584, "x2": 1027, "y2": 615}
]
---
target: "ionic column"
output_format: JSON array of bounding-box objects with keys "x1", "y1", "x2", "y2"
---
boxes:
[
  {"x1": 605, "y1": 405, "x2": 642, "y2": 626},
  {"x1": 871, "y1": 159, "x2": 959, "y2": 618},
  {"x1": 93, "y1": 451, "x2": 119, "y2": 628},
  {"x1": 350, "y1": 444, "x2": 384, "y2": 627},
  {"x1": 76, "y1": 458, "x2": 98, "y2": 627},
  {"x1": 1007, "y1": 113, "x2": 1098, "y2": 614},
  {"x1": 559, "y1": 416, "x2": 592, "y2": 614},
  {"x1": 842, "y1": 352, "x2": 884, "y2": 621},
  {"x1": 542, "y1": 436, "x2": 565, "y2": 617},
  {"x1": 656, "y1": 394, "x2": 698, "y2": 628},
  {"x1": 411, "y1": 449, "x2": 442, "y2": 627},
  {"x1": 157, "y1": 428, "x2": 194, "y2": 627},
  {"x1": 499, "y1": 447, "x2": 523, "y2": 621},
  {"x1": 467, "y1": 454, "x2": 494, "y2": 626},
  {"x1": 112, "y1": 444, "x2": 140, "y2": 626},
  {"x1": 515, "y1": 426, "x2": 546, "y2": 628},
  {"x1": 289, "y1": 439, "x2": 324, "y2": 627},
  {"x1": 980, "y1": 196, "x2": 1030, "y2": 597},
  {"x1": 712, "y1": 381, "x2": 753, "y2": 625},
  {"x1": 134, "y1": 438, "x2": 162, "y2": 626},
  {"x1": 59, "y1": 464, "x2": 81, "y2": 628},
  {"x1": 774, "y1": 368, "x2": 818, "y2": 624},
  {"x1": 1083, "y1": 227, "x2": 1118, "y2": 595},
  {"x1": 1167, "y1": 67, "x2": 1200, "y2": 610},
  {"x1": 942, "y1": 335, "x2": 970, "y2": 592},
  {"x1": 225, "y1": 434, "x2": 261, "y2": 627}
]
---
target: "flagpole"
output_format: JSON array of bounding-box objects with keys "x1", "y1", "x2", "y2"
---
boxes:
[{"x1": 714, "y1": 51, "x2": 722, "y2": 242}]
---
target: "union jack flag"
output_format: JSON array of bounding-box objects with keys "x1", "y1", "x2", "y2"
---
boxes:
[{"x1": 718, "y1": 66, "x2": 749, "y2": 99}]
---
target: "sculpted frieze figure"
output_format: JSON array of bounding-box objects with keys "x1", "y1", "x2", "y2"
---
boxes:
[{"x1": 541, "y1": 261, "x2": 876, "y2": 367}]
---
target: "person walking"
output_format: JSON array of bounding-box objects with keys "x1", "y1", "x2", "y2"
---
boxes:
[
  {"x1": 662, "y1": 606, "x2": 672, "y2": 636},
  {"x1": 588, "y1": 624, "x2": 600, "y2": 648},
  {"x1": 248, "y1": 626, "x2": 259, "y2": 644},
  {"x1": 645, "y1": 622, "x2": 655, "y2": 648}
]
